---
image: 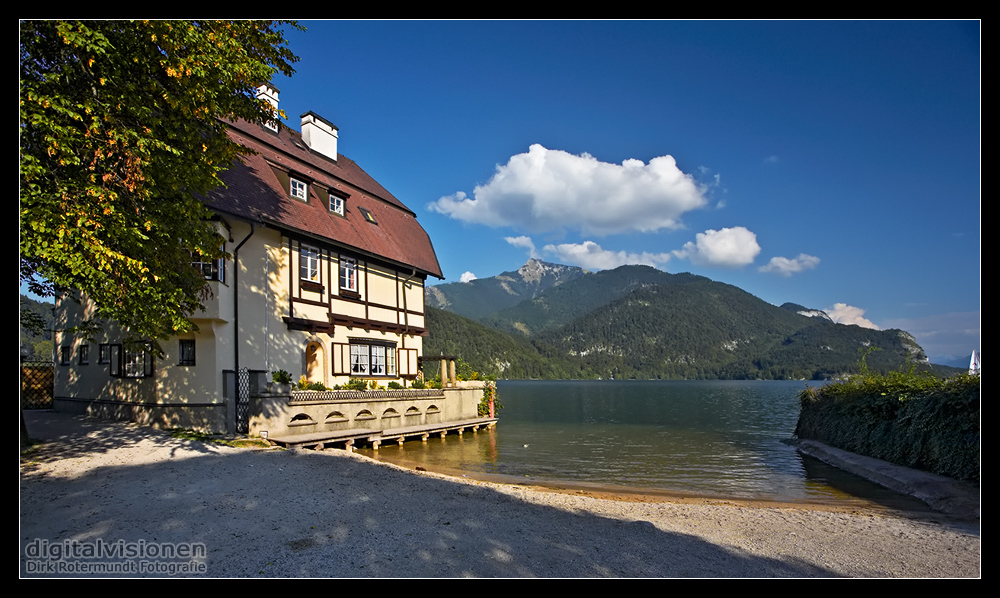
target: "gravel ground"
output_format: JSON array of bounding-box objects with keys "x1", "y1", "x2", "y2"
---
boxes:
[{"x1": 20, "y1": 411, "x2": 980, "y2": 578}]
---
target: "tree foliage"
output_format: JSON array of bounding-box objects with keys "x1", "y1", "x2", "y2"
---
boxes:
[{"x1": 19, "y1": 20, "x2": 300, "y2": 344}]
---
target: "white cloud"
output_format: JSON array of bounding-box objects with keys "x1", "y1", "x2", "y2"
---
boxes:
[
  {"x1": 428, "y1": 144, "x2": 708, "y2": 235},
  {"x1": 542, "y1": 240, "x2": 671, "y2": 270},
  {"x1": 459, "y1": 271, "x2": 477, "y2": 283},
  {"x1": 759, "y1": 254, "x2": 820, "y2": 276},
  {"x1": 825, "y1": 303, "x2": 880, "y2": 330},
  {"x1": 673, "y1": 226, "x2": 761, "y2": 268},
  {"x1": 504, "y1": 235, "x2": 539, "y2": 258}
]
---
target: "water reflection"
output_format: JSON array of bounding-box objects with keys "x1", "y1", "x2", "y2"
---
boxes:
[{"x1": 359, "y1": 380, "x2": 929, "y2": 509}]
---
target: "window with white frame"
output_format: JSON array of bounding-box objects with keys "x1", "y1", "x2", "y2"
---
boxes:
[
  {"x1": 60, "y1": 346, "x2": 71, "y2": 365},
  {"x1": 348, "y1": 342, "x2": 396, "y2": 377},
  {"x1": 300, "y1": 245, "x2": 320, "y2": 283},
  {"x1": 191, "y1": 249, "x2": 225, "y2": 282},
  {"x1": 329, "y1": 193, "x2": 345, "y2": 216},
  {"x1": 290, "y1": 177, "x2": 308, "y2": 200},
  {"x1": 339, "y1": 256, "x2": 357, "y2": 292},
  {"x1": 350, "y1": 344, "x2": 369, "y2": 375},
  {"x1": 123, "y1": 346, "x2": 152, "y2": 378},
  {"x1": 106, "y1": 343, "x2": 153, "y2": 378},
  {"x1": 78, "y1": 344, "x2": 89, "y2": 365}
]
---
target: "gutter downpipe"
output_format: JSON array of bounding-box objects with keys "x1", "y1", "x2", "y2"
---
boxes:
[{"x1": 228, "y1": 223, "x2": 256, "y2": 435}]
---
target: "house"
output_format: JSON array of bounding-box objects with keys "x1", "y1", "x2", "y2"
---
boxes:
[{"x1": 53, "y1": 85, "x2": 492, "y2": 440}]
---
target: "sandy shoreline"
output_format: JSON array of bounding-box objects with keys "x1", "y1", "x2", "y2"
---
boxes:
[{"x1": 20, "y1": 411, "x2": 980, "y2": 578}]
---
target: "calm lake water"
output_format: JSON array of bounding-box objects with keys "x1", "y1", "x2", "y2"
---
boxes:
[{"x1": 361, "y1": 380, "x2": 929, "y2": 509}]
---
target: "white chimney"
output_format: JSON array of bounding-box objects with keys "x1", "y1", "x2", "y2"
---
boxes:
[
  {"x1": 255, "y1": 84, "x2": 280, "y2": 131},
  {"x1": 300, "y1": 111, "x2": 339, "y2": 161}
]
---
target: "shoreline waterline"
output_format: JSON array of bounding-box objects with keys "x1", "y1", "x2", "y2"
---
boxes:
[
  {"x1": 356, "y1": 443, "x2": 943, "y2": 517},
  {"x1": 357, "y1": 379, "x2": 960, "y2": 515}
]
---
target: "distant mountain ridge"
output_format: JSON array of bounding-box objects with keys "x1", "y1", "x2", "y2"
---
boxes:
[
  {"x1": 424, "y1": 261, "x2": 939, "y2": 380},
  {"x1": 426, "y1": 258, "x2": 588, "y2": 320}
]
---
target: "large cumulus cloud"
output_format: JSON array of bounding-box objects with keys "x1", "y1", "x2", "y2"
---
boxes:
[{"x1": 428, "y1": 144, "x2": 708, "y2": 235}]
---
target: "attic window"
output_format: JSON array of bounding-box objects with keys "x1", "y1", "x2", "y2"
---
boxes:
[
  {"x1": 290, "y1": 177, "x2": 308, "y2": 201},
  {"x1": 358, "y1": 207, "x2": 377, "y2": 224},
  {"x1": 330, "y1": 193, "x2": 346, "y2": 216}
]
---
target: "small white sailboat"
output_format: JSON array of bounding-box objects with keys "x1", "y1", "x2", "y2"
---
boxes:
[{"x1": 969, "y1": 350, "x2": 981, "y2": 375}]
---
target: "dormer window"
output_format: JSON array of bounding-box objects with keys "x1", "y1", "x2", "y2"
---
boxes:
[
  {"x1": 290, "y1": 177, "x2": 308, "y2": 201},
  {"x1": 330, "y1": 193, "x2": 345, "y2": 216}
]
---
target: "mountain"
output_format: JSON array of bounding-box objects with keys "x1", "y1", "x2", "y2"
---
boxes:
[
  {"x1": 425, "y1": 258, "x2": 587, "y2": 320},
  {"x1": 424, "y1": 307, "x2": 573, "y2": 379},
  {"x1": 424, "y1": 261, "x2": 935, "y2": 380},
  {"x1": 482, "y1": 265, "x2": 705, "y2": 335}
]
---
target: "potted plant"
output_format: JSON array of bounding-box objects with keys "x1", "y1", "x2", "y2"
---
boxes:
[{"x1": 270, "y1": 370, "x2": 293, "y2": 394}]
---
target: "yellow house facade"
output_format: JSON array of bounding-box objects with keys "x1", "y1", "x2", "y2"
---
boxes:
[{"x1": 52, "y1": 85, "x2": 488, "y2": 439}]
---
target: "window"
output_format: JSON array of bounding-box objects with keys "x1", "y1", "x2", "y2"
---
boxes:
[
  {"x1": 340, "y1": 256, "x2": 357, "y2": 292},
  {"x1": 300, "y1": 245, "x2": 320, "y2": 282},
  {"x1": 329, "y1": 193, "x2": 345, "y2": 216},
  {"x1": 122, "y1": 346, "x2": 153, "y2": 379},
  {"x1": 370, "y1": 345, "x2": 396, "y2": 376},
  {"x1": 78, "y1": 344, "x2": 89, "y2": 365},
  {"x1": 60, "y1": 346, "x2": 71, "y2": 365},
  {"x1": 358, "y1": 207, "x2": 377, "y2": 224},
  {"x1": 191, "y1": 250, "x2": 225, "y2": 282},
  {"x1": 106, "y1": 344, "x2": 153, "y2": 378},
  {"x1": 350, "y1": 344, "x2": 369, "y2": 375},
  {"x1": 179, "y1": 339, "x2": 196, "y2": 366},
  {"x1": 290, "y1": 177, "x2": 308, "y2": 200},
  {"x1": 370, "y1": 345, "x2": 386, "y2": 375},
  {"x1": 348, "y1": 342, "x2": 396, "y2": 377},
  {"x1": 99, "y1": 344, "x2": 111, "y2": 364}
]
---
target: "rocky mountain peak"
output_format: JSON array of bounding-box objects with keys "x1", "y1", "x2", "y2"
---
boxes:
[{"x1": 518, "y1": 258, "x2": 561, "y2": 283}]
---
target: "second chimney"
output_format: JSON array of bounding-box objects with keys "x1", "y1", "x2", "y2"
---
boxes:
[{"x1": 300, "y1": 111, "x2": 339, "y2": 161}]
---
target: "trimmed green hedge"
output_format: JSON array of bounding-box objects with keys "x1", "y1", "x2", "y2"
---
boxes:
[{"x1": 795, "y1": 372, "x2": 980, "y2": 481}]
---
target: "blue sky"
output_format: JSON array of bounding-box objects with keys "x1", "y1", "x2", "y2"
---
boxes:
[{"x1": 22, "y1": 20, "x2": 981, "y2": 365}]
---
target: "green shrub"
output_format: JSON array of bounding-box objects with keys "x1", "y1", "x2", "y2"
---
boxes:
[
  {"x1": 796, "y1": 369, "x2": 980, "y2": 481},
  {"x1": 342, "y1": 378, "x2": 368, "y2": 391}
]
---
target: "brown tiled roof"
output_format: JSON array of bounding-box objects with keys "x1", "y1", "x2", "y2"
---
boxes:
[{"x1": 206, "y1": 119, "x2": 443, "y2": 279}]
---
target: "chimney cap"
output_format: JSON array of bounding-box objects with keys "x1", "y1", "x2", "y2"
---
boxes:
[{"x1": 300, "y1": 110, "x2": 339, "y2": 131}]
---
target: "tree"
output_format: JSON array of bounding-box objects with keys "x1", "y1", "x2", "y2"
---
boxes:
[{"x1": 19, "y1": 20, "x2": 301, "y2": 347}]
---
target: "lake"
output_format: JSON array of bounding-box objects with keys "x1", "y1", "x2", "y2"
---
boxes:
[{"x1": 360, "y1": 380, "x2": 929, "y2": 509}]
